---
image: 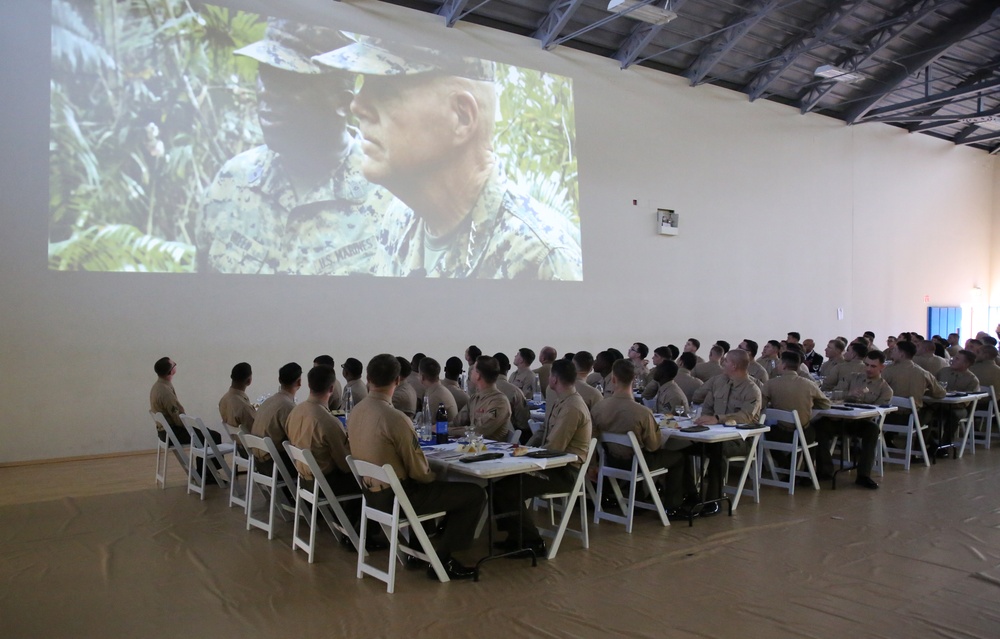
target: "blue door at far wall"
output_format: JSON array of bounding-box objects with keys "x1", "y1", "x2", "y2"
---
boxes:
[{"x1": 927, "y1": 306, "x2": 961, "y2": 339}]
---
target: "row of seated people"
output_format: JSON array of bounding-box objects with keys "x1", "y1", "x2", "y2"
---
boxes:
[{"x1": 148, "y1": 329, "x2": 1000, "y2": 582}]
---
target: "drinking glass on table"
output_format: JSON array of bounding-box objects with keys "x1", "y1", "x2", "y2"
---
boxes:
[
  {"x1": 832, "y1": 390, "x2": 845, "y2": 404},
  {"x1": 673, "y1": 405, "x2": 687, "y2": 419},
  {"x1": 940, "y1": 381, "x2": 949, "y2": 391}
]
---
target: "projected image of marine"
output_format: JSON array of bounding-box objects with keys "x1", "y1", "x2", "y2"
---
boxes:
[
  {"x1": 196, "y1": 20, "x2": 393, "y2": 275},
  {"x1": 313, "y1": 38, "x2": 583, "y2": 280}
]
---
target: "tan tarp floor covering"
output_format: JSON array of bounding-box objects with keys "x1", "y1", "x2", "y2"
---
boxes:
[{"x1": 2, "y1": 451, "x2": 1000, "y2": 638}]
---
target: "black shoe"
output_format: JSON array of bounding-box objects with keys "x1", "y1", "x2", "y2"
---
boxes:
[
  {"x1": 935, "y1": 447, "x2": 951, "y2": 459},
  {"x1": 494, "y1": 537, "x2": 546, "y2": 557},
  {"x1": 855, "y1": 476, "x2": 879, "y2": 490},
  {"x1": 404, "y1": 555, "x2": 429, "y2": 571},
  {"x1": 699, "y1": 502, "x2": 721, "y2": 517},
  {"x1": 365, "y1": 536, "x2": 390, "y2": 552},
  {"x1": 428, "y1": 558, "x2": 476, "y2": 581},
  {"x1": 816, "y1": 470, "x2": 834, "y2": 481},
  {"x1": 666, "y1": 507, "x2": 693, "y2": 522}
]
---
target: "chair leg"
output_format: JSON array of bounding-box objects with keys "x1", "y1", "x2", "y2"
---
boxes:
[{"x1": 913, "y1": 427, "x2": 930, "y2": 468}]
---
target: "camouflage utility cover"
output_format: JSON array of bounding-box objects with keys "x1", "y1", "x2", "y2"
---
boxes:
[
  {"x1": 372, "y1": 162, "x2": 582, "y2": 280},
  {"x1": 196, "y1": 140, "x2": 395, "y2": 275},
  {"x1": 234, "y1": 19, "x2": 349, "y2": 74},
  {"x1": 312, "y1": 35, "x2": 495, "y2": 82}
]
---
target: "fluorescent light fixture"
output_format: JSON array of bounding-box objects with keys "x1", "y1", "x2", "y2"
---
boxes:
[
  {"x1": 959, "y1": 115, "x2": 1000, "y2": 131},
  {"x1": 607, "y1": 0, "x2": 678, "y2": 25},
  {"x1": 814, "y1": 64, "x2": 865, "y2": 83}
]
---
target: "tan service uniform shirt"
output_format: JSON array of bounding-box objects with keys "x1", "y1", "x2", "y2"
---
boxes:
[
  {"x1": 575, "y1": 379, "x2": 603, "y2": 410},
  {"x1": 391, "y1": 379, "x2": 418, "y2": 418},
  {"x1": 655, "y1": 381, "x2": 689, "y2": 415},
  {"x1": 497, "y1": 377, "x2": 529, "y2": 432},
  {"x1": 250, "y1": 390, "x2": 296, "y2": 461},
  {"x1": 443, "y1": 379, "x2": 469, "y2": 412},
  {"x1": 747, "y1": 360, "x2": 770, "y2": 384},
  {"x1": 763, "y1": 371, "x2": 831, "y2": 431},
  {"x1": 936, "y1": 368, "x2": 980, "y2": 393},
  {"x1": 454, "y1": 386, "x2": 511, "y2": 440},
  {"x1": 834, "y1": 372, "x2": 893, "y2": 405},
  {"x1": 700, "y1": 375, "x2": 762, "y2": 425},
  {"x1": 528, "y1": 387, "x2": 592, "y2": 466},
  {"x1": 970, "y1": 361, "x2": 1000, "y2": 396},
  {"x1": 219, "y1": 387, "x2": 255, "y2": 431},
  {"x1": 348, "y1": 390, "x2": 434, "y2": 491},
  {"x1": 693, "y1": 360, "x2": 722, "y2": 383},
  {"x1": 508, "y1": 367, "x2": 536, "y2": 398},
  {"x1": 425, "y1": 381, "x2": 459, "y2": 426},
  {"x1": 533, "y1": 363, "x2": 553, "y2": 393},
  {"x1": 150, "y1": 378, "x2": 184, "y2": 430},
  {"x1": 882, "y1": 359, "x2": 945, "y2": 408},
  {"x1": 914, "y1": 354, "x2": 948, "y2": 375},
  {"x1": 822, "y1": 360, "x2": 864, "y2": 391},
  {"x1": 675, "y1": 368, "x2": 704, "y2": 402},
  {"x1": 343, "y1": 378, "x2": 368, "y2": 407},
  {"x1": 285, "y1": 398, "x2": 351, "y2": 479},
  {"x1": 590, "y1": 395, "x2": 661, "y2": 460}
]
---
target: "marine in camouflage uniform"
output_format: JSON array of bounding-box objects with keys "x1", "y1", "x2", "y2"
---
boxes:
[
  {"x1": 371, "y1": 161, "x2": 581, "y2": 279},
  {"x1": 313, "y1": 36, "x2": 582, "y2": 281},
  {"x1": 196, "y1": 20, "x2": 393, "y2": 275}
]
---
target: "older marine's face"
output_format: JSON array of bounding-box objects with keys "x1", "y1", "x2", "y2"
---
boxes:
[{"x1": 350, "y1": 73, "x2": 457, "y2": 187}]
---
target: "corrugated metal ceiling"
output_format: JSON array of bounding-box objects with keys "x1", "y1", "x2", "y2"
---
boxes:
[{"x1": 375, "y1": 0, "x2": 1000, "y2": 154}]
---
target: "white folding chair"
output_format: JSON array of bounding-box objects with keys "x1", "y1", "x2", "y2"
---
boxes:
[
  {"x1": 593, "y1": 431, "x2": 670, "y2": 532},
  {"x1": 720, "y1": 414, "x2": 764, "y2": 510},
  {"x1": 956, "y1": 395, "x2": 981, "y2": 458},
  {"x1": 346, "y1": 456, "x2": 449, "y2": 593},
  {"x1": 880, "y1": 396, "x2": 929, "y2": 470},
  {"x1": 507, "y1": 428, "x2": 521, "y2": 444},
  {"x1": 759, "y1": 409, "x2": 819, "y2": 494},
  {"x1": 283, "y1": 442, "x2": 364, "y2": 562},
  {"x1": 642, "y1": 398, "x2": 657, "y2": 410},
  {"x1": 151, "y1": 411, "x2": 189, "y2": 488},
  {"x1": 239, "y1": 433, "x2": 297, "y2": 539},
  {"x1": 973, "y1": 386, "x2": 1000, "y2": 450},
  {"x1": 180, "y1": 414, "x2": 234, "y2": 499},
  {"x1": 224, "y1": 424, "x2": 252, "y2": 511},
  {"x1": 533, "y1": 438, "x2": 598, "y2": 559}
]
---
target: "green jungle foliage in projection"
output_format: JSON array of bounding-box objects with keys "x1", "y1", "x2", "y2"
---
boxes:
[{"x1": 49, "y1": 0, "x2": 578, "y2": 272}]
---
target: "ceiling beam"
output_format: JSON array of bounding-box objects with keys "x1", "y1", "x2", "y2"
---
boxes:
[
  {"x1": 865, "y1": 104, "x2": 1000, "y2": 125},
  {"x1": 798, "y1": 0, "x2": 952, "y2": 115},
  {"x1": 533, "y1": 0, "x2": 585, "y2": 51},
  {"x1": 545, "y1": 0, "x2": 658, "y2": 49},
  {"x1": 862, "y1": 76, "x2": 1000, "y2": 119},
  {"x1": 745, "y1": 0, "x2": 863, "y2": 102},
  {"x1": 956, "y1": 129, "x2": 1000, "y2": 145},
  {"x1": 903, "y1": 55, "x2": 1000, "y2": 131},
  {"x1": 614, "y1": 22, "x2": 666, "y2": 69},
  {"x1": 683, "y1": 0, "x2": 779, "y2": 87},
  {"x1": 613, "y1": 0, "x2": 690, "y2": 68},
  {"x1": 436, "y1": 0, "x2": 495, "y2": 28},
  {"x1": 844, "y1": 3, "x2": 1000, "y2": 124}
]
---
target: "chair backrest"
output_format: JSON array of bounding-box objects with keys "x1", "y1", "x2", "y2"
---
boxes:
[
  {"x1": 179, "y1": 414, "x2": 205, "y2": 447},
  {"x1": 762, "y1": 408, "x2": 801, "y2": 430},
  {"x1": 507, "y1": 428, "x2": 521, "y2": 444},
  {"x1": 283, "y1": 442, "x2": 321, "y2": 485},
  {"x1": 889, "y1": 395, "x2": 920, "y2": 425},
  {"x1": 977, "y1": 385, "x2": 999, "y2": 418},
  {"x1": 347, "y1": 456, "x2": 420, "y2": 523},
  {"x1": 240, "y1": 433, "x2": 297, "y2": 486},
  {"x1": 642, "y1": 398, "x2": 657, "y2": 410},
  {"x1": 153, "y1": 411, "x2": 189, "y2": 449}
]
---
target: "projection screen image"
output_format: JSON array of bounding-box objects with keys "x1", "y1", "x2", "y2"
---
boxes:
[{"x1": 48, "y1": 0, "x2": 581, "y2": 279}]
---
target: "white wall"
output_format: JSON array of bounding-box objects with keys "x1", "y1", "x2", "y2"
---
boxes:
[{"x1": 0, "y1": 0, "x2": 995, "y2": 463}]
